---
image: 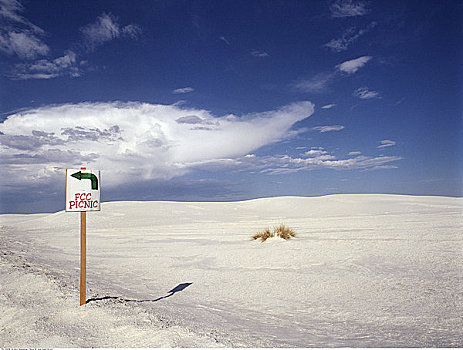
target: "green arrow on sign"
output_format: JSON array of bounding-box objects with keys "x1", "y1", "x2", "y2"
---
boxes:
[{"x1": 71, "y1": 171, "x2": 99, "y2": 190}]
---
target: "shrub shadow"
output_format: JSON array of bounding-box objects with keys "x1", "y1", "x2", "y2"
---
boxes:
[{"x1": 86, "y1": 282, "x2": 193, "y2": 304}]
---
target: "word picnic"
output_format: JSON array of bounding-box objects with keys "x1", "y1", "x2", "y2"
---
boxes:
[{"x1": 68, "y1": 193, "x2": 99, "y2": 210}]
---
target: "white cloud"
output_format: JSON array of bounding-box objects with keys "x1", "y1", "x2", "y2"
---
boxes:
[
  {"x1": 324, "y1": 23, "x2": 376, "y2": 52},
  {"x1": 329, "y1": 0, "x2": 369, "y2": 18},
  {"x1": 234, "y1": 146, "x2": 401, "y2": 175},
  {"x1": 337, "y1": 56, "x2": 372, "y2": 74},
  {"x1": 251, "y1": 50, "x2": 269, "y2": 57},
  {"x1": 172, "y1": 87, "x2": 195, "y2": 94},
  {"x1": 0, "y1": 0, "x2": 49, "y2": 59},
  {"x1": 81, "y1": 13, "x2": 119, "y2": 48},
  {"x1": 348, "y1": 151, "x2": 361, "y2": 156},
  {"x1": 0, "y1": 0, "x2": 43, "y2": 33},
  {"x1": 0, "y1": 0, "x2": 23, "y2": 22},
  {"x1": 121, "y1": 24, "x2": 142, "y2": 39},
  {"x1": 10, "y1": 50, "x2": 80, "y2": 80},
  {"x1": 257, "y1": 153, "x2": 401, "y2": 175},
  {"x1": 312, "y1": 125, "x2": 345, "y2": 133},
  {"x1": 170, "y1": 145, "x2": 402, "y2": 176},
  {"x1": 80, "y1": 12, "x2": 141, "y2": 50},
  {"x1": 294, "y1": 57, "x2": 372, "y2": 94},
  {"x1": 219, "y1": 36, "x2": 230, "y2": 45},
  {"x1": 321, "y1": 104, "x2": 336, "y2": 109},
  {"x1": 324, "y1": 38, "x2": 348, "y2": 53},
  {"x1": 176, "y1": 115, "x2": 210, "y2": 125},
  {"x1": 377, "y1": 140, "x2": 396, "y2": 148},
  {"x1": 304, "y1": 147, "x2": 326, "y2": 156},
  {"x1": 366, "y1": 165, "x2": 398, "y2": 171},
  {"x1": 354, "y1": 86, "x2": 380, "y2": 99},
  {"x1": 294, "y1": 72, "x2": 335, "y2": 93},
  {"x1": 0, "y1": 31, "x2": 49, "y2": 59},
  {"x1": 0, "y1": 101, "x2": 314, "y2": 188},
  {"x1": 303, "y1": 147, "x2": 335, "y2": 160},
  {"x1": 1, "y1": 3, "x2": 141, "y2": 77}
]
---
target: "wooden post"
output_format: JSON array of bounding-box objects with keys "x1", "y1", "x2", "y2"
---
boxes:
[{"x1": 80, "y1": 211, "x2": 86, "y2": 306}]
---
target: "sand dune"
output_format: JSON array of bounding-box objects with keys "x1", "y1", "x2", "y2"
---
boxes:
[{"x1": 1, "y1": 194, "x2": 462, "y2": 347}]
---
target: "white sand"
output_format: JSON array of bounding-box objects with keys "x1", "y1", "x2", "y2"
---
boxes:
[{"x1": 1, "y1": 194, "x2": 462, "y2": 347}]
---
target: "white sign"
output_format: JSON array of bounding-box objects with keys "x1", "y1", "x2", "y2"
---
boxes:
[{"x1": 66, "y1": 168, "x2": 101, "y2": 212}]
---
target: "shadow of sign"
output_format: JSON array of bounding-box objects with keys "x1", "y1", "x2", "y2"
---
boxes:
[{"x1": 86, "y1": 282, "x2": 193, "y2": 304}]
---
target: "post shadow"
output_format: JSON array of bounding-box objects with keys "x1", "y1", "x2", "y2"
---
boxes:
[{"x1": 86, "y1": 282, "x2": 193, "y2": 304}]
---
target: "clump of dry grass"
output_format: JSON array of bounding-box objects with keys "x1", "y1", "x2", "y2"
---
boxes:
[
  {"x1": 274, "y1": 224, "x2": 296, "y2": 240},
  {"x1": 252, "y1": 228, "x2": 273, "y2": 242},
  {"x1": 252, "y1": 224, "x2": 296, "y2": 242}
]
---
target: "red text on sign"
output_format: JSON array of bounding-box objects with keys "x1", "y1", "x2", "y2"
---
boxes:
[{"x1": 69, "y1": 192, "x2": 99, "y2": 209}]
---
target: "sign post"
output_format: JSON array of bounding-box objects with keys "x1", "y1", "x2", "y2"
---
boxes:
[
  {"x1": 80, "y1": 211, "x2": 86, "y2": 306},
  {"x1": 66, "y1": 168, "x2": 100, "y2": 306}
]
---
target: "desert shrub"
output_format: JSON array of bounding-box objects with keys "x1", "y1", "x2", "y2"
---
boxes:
[
  {"x1": 252, "y1": 228, "x2": 273, "y2": 242},
  {"x1": 274, "y1": 224, "x2": 296, "y2": 240},
  {"x1": 252, "y1": 224, "x2": 295, "y2": 242}
]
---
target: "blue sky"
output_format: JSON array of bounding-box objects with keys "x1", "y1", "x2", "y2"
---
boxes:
[{"x1": 0, "y1": 0, "x2": 461, "y2": 213}]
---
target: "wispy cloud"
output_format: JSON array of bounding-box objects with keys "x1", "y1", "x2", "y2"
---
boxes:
[
  {"x1": 121, "y1": 24, "x2": 141, "y2": 39},
  {"x1": 293, "y1": 72, "x2": 336, "y2": 93},
  {"x1": 0, "y1": 31, "x2": 49, "y2": 59},
  {"x1": 329, "y1": 0, "x2": 369, "y2": 18},
  {"x1": 337, "y1": 56, "x2": 372, "y2": 74},
  {"x1": 175, "y1": 114, "x2": 218, "y2": 126},
  {"x1": 172, "y1": 87, "x2": 195, "y2": 94},
  {"x1": 295, "y1": 56, "x2": 370, "y2": 94},
  {"x1": 251, "y1": 50, "x2": 269, "y2": 57},
  {"x1": 321, "y1": 104, "x2": 336, "y2": 109},
  {"x1": 348, "y1": 151, "x2": 361, "y2": 156},
  {"x1": 236, "y1": 147, "x2": 401, "y2": 175},
  {"x1": 366, "y1": 165, "x2": 398, "y2": 171},
  {"x1": 303, "y1": 147, "x2": 336, "y2": 159},
  {"x1": 0, "y1": 0, "x2": 43, "y2": 32},
  {"x1": 377, "y1": 140, "x2": 396, "y2": 148},
  {"x1": 80, "y1": 12, "x2": 141, "y2": 51},
  {"x1": 0, "y1": 0, "x2": 49, "y2": 59},
  {"x1": 294, "y1": 56, "x2": 371, "y2": 94},
  {"x1": 354, "y1": 86, "x2": 380, "y2": 99},
  {"x1": 1, "y1": 2, "x2": 143, "y2": 79},
  {"x1": 10, "y1": 50, "x2": 81, "y2": 80},
  {"x1": 260, "y1": 154, "x2": 401, "y2": 174},
  {"x1": 324, "y1": 23, "x2": 376, "y2": 52},
  {"x1": 219, "y1": 36, "x2": 230, "y2": 45},
  {"x1": 0, "y1": 101, "x2": 314, "y2": 188},
  {"x1": 312, "y1": 125, "x2": 345, "y2": 133},
  {"x1": 180, "y1": 146, "x2": 401, "y2": 176}
]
